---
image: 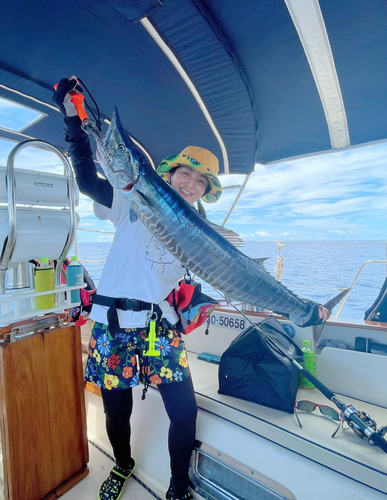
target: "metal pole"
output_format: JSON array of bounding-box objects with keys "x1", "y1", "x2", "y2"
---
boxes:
[
  {"x1": 221, "y1": 173, "x2": 251, "y2": 227},
  {"x1": 334, "y1": 260, "x2": 387, "y2": 318}
]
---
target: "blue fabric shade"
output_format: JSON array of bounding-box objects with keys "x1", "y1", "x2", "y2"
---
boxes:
[{"x1": 0, "y1": 0, "x2": 386, "y2": 174}]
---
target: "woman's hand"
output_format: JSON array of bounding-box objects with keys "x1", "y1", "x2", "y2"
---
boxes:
[
  {"x1": 318, "y1": 304, "x2": 330, "y2": 322},
  {"x1": 53, "y1": 76, "x2": 83, "y2": 117}
]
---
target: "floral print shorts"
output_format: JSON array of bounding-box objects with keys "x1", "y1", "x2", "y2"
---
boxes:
[{"x1": 85, "y1": 321, "x2": 191, "y2": 390}]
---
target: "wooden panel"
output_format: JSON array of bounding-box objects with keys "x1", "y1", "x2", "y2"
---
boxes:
[
  {"x1": 54, "y1": 466, "x2": 89, "y2": 497},
  {"x1": 43, "y1": 325, "x2": 89, "y2": 489},
  {"x1": 0, "y1": 334, "x2": 55, "y2": 500},
  {"x1": 85, "y1": 381, "x2": 102, "y2": 398},
  {"x1": 0, "y1": 313, "x2": 69, "y2": 338}
]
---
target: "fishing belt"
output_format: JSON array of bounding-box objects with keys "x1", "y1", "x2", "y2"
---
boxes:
[{"x1": 90, "y1": 293, "x2": 162, "y2": 333}]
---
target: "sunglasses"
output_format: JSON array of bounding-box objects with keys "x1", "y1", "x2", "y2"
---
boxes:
[{"x1": 295, "y1": 399, "x2": 342, "y2": 438}]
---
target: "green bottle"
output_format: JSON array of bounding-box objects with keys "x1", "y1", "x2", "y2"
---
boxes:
[
  {"x1": 298, "y1": 340, "x2": 315, "y2": 389},
  {"x1": 35, "y1": 258, "x2": 55, "y2": 309}
]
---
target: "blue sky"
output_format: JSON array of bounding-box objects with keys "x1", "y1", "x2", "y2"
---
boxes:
[
  {"x1": 1, "y1": 98, "x2": 386, "y2": 243},
  {"x1": 0, "y1": 97, "x2": 42, "y2": 131},
  {"x1": 206, "y1": 142, "x2": 387, "y2": 242}
]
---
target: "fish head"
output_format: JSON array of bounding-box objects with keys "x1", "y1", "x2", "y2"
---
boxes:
[{"x1": 100, "y1": 107, "x2": 141, "y2": 193}]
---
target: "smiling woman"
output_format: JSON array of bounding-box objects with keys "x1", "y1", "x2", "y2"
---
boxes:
[
  {"x1": 157, "y1": 145, "x2": 223, "y2": 204},
  {"x1": 170, "y1": 166, "x2": 209, "y2": 205},
  {"x1": 1, "y1": 1, "x2": 387, "y2": 499},
  {"x1": 49, "y1": 78, "x2": 228, "y2": 500}
]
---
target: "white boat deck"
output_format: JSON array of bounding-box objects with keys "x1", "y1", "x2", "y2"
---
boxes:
[
  {"x1": 67, "y1": 317, "x2": 387, "y2": 500},
  {"x1": 189, "y1": 356, "x2": 387, "y2": 495}
]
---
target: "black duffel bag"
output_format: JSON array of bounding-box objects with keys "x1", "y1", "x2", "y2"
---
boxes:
[{"x1": 218, "y1": 316, "x2": 303, "y2": 413}]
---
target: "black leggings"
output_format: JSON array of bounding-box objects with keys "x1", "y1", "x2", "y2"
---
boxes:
[{"x1": 101, "y1": 377, "x2": 198, "y2": 493}]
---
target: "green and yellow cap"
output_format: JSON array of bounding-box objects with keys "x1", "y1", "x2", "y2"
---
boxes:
[{"x1": 157, "y1": 145, "x2": 222, "y2": 203}]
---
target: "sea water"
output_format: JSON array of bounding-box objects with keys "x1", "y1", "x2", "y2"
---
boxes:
[{"x1": 76, "y1": 240, "x2": 386, "y2": 321}]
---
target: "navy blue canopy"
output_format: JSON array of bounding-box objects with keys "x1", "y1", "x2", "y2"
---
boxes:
[{"x1": 0, "y1": 0, "x2": 386, "y2": 174}]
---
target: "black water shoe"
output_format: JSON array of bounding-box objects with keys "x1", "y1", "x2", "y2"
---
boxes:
[
  {"x1": 98, "y1": 462, "x2": 135, "y2": 500},
  {"x1": 165, "y1": 486, "x2": 193, "y2": 500}
]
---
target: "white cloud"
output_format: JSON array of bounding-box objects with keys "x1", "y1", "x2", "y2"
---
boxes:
[
  {"x1": 77, "y1": 231, "x2": 114, "y2": 243},
  {"x1": 329, "y1": 229, "x2": 348, "y2": 236},
  {"x1": 217, "y1": 142, "x2": 387, "y2": 240},
  {"x1": 255, "y1": 231, "x2": 273, "y2": 237}
]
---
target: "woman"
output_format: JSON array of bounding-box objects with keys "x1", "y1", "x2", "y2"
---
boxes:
[
  {"x1": 54, "y1": 77, "x2": 329, "y2": 500},
  {"x1": 54, "y1": 78, "x2": 223, "y2": 500}
]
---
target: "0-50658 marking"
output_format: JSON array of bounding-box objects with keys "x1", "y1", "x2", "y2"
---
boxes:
[{"x1": 210, "y1": 313, "x2": 245, "y2": 330}]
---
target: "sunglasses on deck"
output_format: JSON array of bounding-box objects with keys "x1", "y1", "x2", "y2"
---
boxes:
[{"x1": 295, "y1": 399, "x2": 342, "y2": 438}]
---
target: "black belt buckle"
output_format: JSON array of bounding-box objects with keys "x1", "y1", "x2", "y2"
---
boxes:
[{"x1": 118, "y1": 298, "x2": 141, "y2": 311}]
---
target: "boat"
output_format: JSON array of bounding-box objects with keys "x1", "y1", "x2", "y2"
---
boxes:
[{"x1": 0, "y1": 1, "x2": 386, "y2": 499}]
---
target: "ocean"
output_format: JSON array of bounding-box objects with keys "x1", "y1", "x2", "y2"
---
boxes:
[{"x1": 76, "y1": 240, "x2": 386, "y2": 321}]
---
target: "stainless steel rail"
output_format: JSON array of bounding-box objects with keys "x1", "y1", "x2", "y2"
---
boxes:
[
  {"x1": 0, "y1": 140, "x2": 77, "y2": 292},
  {"x1": 74, "y1": 227, "x2": 115, "y2": 258},
  {"x1": 334, "y1": 260, "x2": 387, "y2": 318},
  {"x1": 221, "y1": 174, "x2": 251, "y2": 227}
]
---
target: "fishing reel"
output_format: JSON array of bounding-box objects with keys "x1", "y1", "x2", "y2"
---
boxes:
[{"x1": 342, "y1": 405, "x2": 387, "y2": 445}]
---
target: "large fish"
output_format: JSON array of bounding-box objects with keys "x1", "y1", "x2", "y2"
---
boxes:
[{"x1": 84, "y1": 109, "x2": 344, "y2": 328}]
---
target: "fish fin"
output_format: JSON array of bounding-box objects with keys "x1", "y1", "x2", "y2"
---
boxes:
[
  {"x1": 205, "y1": 220, "x2": 244, "y2": 247},
  {"x1": 252, "y1": 257, "x2": 270, "y2": 266},
  {"x1": 312, "y1": 288, "x2": 352, "y2": 349},
  {"x1": 311, "y1": 325, "x2": 324, "y2": 351},
  {"x1": 95, "y1": 161, "x2": 107, "y2": 178},
  {"x1": 323, "y1": 288, "x2": 352, "y2": 311},
  {"x1": 129, "y1": 208, "x2": 138, "y2": 223}
]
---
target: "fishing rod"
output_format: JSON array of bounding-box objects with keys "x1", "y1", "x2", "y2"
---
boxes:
[{"x1": 221, "y1": 298, "x2": 387, "y2": 454}]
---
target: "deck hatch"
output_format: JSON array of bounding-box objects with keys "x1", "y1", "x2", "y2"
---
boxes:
[{"x1": 189, "y1": 441, "x2": 297, "y2": 500}]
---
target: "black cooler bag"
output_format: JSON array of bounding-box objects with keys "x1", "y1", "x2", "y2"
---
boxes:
[{"x1": 218, "y1": 316, "x2": 303, "y2": 413}]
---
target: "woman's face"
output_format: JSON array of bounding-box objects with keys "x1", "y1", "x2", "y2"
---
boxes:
[{"x1": 170, "y1": 166, "x2": 209, "y2": 205}]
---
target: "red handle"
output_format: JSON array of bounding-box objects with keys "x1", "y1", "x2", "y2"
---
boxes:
[
  {"x1": 54, "y1": 82, "x2": 89, "y2": 122},
  {"x1": 69, "y1": 93, "x2": 88, "y2": 122}
]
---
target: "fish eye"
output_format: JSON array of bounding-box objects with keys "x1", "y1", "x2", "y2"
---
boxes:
[{"x1": 118, "y1": 144, "x2": 126, "y2": 153}]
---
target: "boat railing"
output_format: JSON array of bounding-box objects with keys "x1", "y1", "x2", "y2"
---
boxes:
[
  {"x1": 73, "y1": 227, "x2": 115, "y2": 259},
  {"x1": 334, "y1": 260, "x2": 387, "y2": 318},
  {"x1": 0, "y1": 140, "x2": 84, "y2": 326},
  {"x1": 75, "y1": 228, "x2": 386, "y2": 319}
]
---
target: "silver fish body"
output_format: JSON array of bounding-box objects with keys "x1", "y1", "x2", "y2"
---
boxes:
[{"x1": 86, "y1": 109, "x2": 319, "y2": 327}]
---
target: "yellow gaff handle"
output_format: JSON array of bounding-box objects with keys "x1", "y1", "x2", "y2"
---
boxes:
[{"x1": 144, "y1": 320, "x2": 160, "y2": 356}]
